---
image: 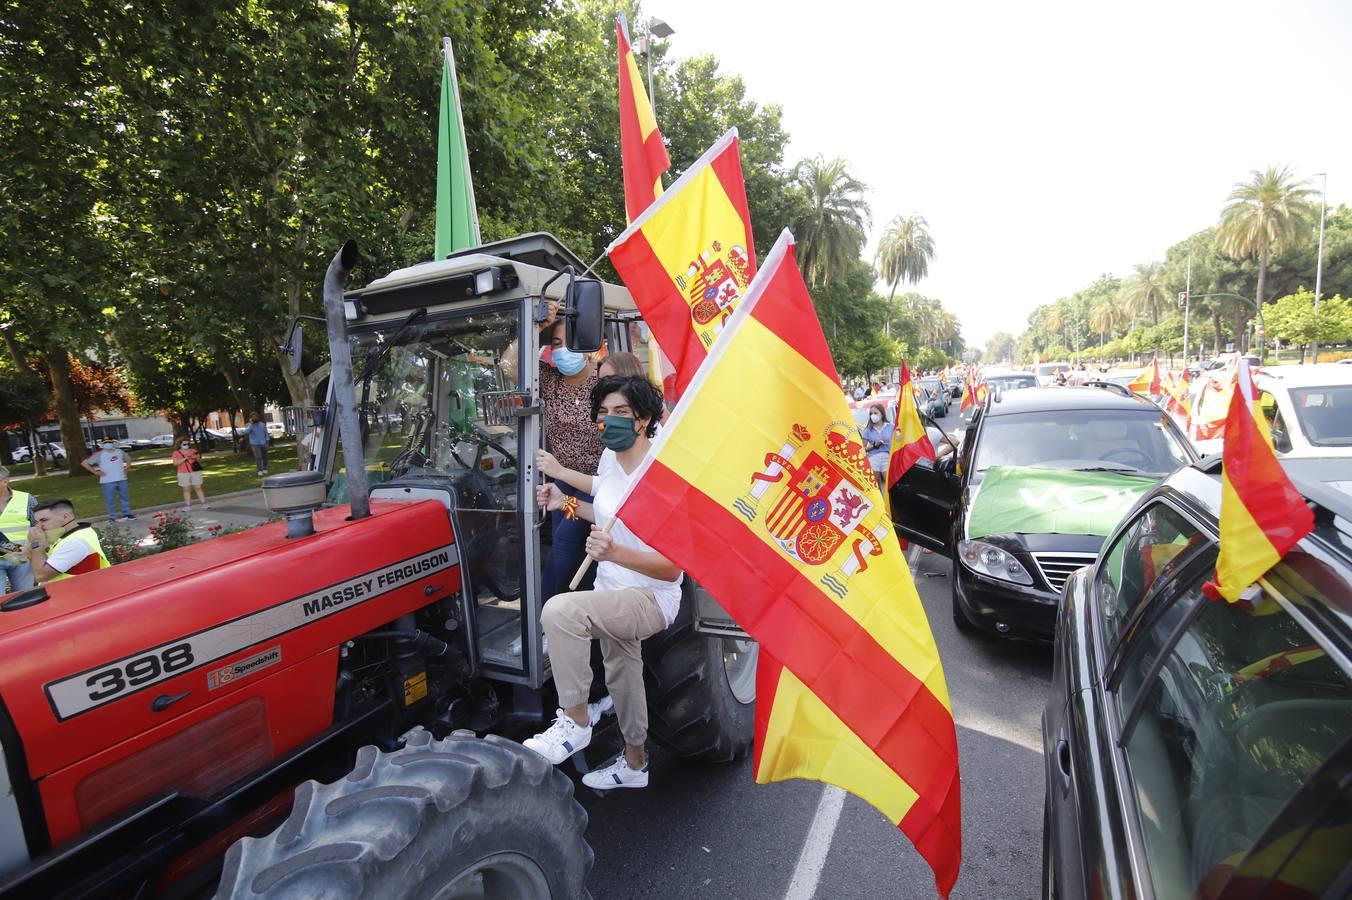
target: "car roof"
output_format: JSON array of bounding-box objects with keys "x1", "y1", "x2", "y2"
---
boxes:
[
  {"x1": 1256, "y1": 363, "x2": 1352, "y2": 388},
  {"x1": 982, "y1": 385, "x2": 1161, "y2": 417}
]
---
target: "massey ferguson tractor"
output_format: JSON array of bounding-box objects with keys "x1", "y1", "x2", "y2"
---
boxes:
[{"x1": 0, "y1": 234, "x2": 758, "y2": 898}]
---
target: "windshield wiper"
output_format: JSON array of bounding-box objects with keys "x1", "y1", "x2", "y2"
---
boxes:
[
  {"x1": 360, "y1": 307, "x2": 428, "y2": 436},
  {"x1": 1073, "y1": 465, "x2": 1141, "y2": 474}
]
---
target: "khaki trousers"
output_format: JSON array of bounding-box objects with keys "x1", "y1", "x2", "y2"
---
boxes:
[{"x1": 540, "y1": 587, "x2": 667, "y2": 747}]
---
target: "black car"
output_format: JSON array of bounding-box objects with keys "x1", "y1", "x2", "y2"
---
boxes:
[
  {"x1": 891, "y1": 387, "x2": 1197, "y2": 640},
  {"x1": 1043, "y1": 456, "x2": 1352, "y2": 899}
]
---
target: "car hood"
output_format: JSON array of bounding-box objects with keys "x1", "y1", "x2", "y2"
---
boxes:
[{"x1": 965, "y1": 465, "x2": 1157, "y2": 542}]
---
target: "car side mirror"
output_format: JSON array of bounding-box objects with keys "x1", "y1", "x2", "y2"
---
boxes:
[
  {"x1": 1272, "y1": 426, "x2": 1292, "y2": 454},
  {"x1": 565, "y1": 278, "x2": 605, "y2": 353}
]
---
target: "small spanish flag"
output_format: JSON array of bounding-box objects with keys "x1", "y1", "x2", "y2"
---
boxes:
[
  {"x1": 1209, "y1": 359, "x2": 1313, "y2": 602},
  {"x1": 888, "y1": 360, "x2": 936, "y2": 487},
  {"x1": 1128, "y1": 357, "x2": 1163, "y2": 395},
  {"x1": 1164, "y1": 367, "x2": 1192, "y2": 422}
]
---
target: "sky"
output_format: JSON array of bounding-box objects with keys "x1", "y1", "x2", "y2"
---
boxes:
[{"x1": 660, "y1": 0, "x2": 1352, "y2": 348}]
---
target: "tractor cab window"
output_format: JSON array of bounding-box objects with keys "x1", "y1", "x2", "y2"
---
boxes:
[{"x1": 337, "y1": 307, "x2": 533, "y2": 671}]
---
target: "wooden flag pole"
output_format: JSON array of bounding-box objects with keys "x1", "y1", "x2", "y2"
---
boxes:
[{"x1": 568, "y1": 519, "x2": 616, "y2": 590}]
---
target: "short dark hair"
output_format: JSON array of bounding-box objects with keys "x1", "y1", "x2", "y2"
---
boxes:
[
  {"x1": 591, "y1": 375, "x2": 664, "y2": 438},
  {"x1": 34, "y1": 498, "x2": 75, "y2": 517}
]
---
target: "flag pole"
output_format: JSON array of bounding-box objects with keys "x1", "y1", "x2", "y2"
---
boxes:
[{"x1": 442, "y1": 36, "x2": 480, "y2": 247}]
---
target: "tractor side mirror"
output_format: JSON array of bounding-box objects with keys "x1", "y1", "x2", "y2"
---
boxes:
[
  {"x1": 565, "y1": 278, "x2": 605, "y2": 353},
  {"x1": 286, "y1": 323, "x2": 303, "y2": 375}
]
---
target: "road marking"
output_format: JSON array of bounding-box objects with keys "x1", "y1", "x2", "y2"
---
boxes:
[{"x1": 783, "y1": 785, "x2": 847, "y2": 900}]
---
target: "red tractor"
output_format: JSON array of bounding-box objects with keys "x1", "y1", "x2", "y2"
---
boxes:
[{"x1": 0, "y1": 236, "x2": 757, "y2": 898}]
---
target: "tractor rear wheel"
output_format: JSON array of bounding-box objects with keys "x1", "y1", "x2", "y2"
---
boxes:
[
  {"x1": 214, "y1": 728, "x2": 591, "y2": 900},
  {"x1": 644, "y1": 623, "x2": 757, "y2": 763}
]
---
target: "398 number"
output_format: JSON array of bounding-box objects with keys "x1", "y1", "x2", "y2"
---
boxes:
[{"x1": 85, "y1": 643, "x2": 195, "y2": 702}]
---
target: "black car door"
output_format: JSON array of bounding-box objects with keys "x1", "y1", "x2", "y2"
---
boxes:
[{"x1": 888, "y1": 414, "x2": 968, "y2": 554}]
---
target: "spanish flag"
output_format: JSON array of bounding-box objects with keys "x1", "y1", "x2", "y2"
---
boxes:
[
  {"x1": 616, "y1": 16, "x2": 670, "y2": 222},
  {"x1": 608, "y1": 129, "x2": 757, "y2": 397},
  {"x1": 1129, "y1": 357, "x2": 1163, "y2": 395},
  {"x1": 959, "y1": 372, "x2": 977, "y2": 412},
  {"x1": 613, "y1": 231, "x2": 961, "y2": 896},
  {"x1": 1164, "y1": 367, "x2": 1192, "y2": 422},
  {"x1": 1209, "y1": 359, "x2": 1313, "y2": 602},
  {"x1": 888, "y1": 360, "x2": 936, "y2": 486}
]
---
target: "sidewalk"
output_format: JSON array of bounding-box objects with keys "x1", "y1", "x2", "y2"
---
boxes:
[{"x1": 95, "y1": 488, "x2": 274, "y2": 544}]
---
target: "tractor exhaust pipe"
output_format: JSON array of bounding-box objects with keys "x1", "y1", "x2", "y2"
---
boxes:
[{"x1": 322, "y1": 240, "x2": 370, "y2": 520}]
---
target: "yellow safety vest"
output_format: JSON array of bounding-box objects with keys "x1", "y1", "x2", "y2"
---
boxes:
[
  {"x1": 47, "y1": 526, "x2": 110, "y2": 581},
  {"x1": 0, "y1": 490, "x2": 31, "y2": 543}
]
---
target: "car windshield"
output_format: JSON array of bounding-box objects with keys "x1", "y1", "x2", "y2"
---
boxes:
[
  {"x1": 986, "y1": 374, "x2": 1037, "y2": 391},
  {"x1": 973, "y1": 408, "x2": 1193, "y2": 476},
  {"x1": 1289, "y1": 385, "x2": 1352, "y2": 447}
]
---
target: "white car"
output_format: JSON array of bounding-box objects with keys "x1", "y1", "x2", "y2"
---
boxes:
[
  {"x1": 266, "y1": 421, "x2": 286, "y2": 438},
  {"x1": 1256, "y1": 364, "x2": 1352, "y2": 461},
  {"x1": 149, "y1": 434, "x2": 176, "y2": 447},
  {"x1": 12, "y1": 443, "x2": 66, "y2": 462}
]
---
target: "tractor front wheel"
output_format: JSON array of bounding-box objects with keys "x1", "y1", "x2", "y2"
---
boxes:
[
  {"x1": 214, "y1": 728, "x2": 591, "y2": 900},
  {"x1": 644, "y1": 623, "x2": 757, "y2": 763}
]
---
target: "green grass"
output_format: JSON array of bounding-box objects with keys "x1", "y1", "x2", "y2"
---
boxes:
[{"x1": 15, "y1": 445, "x2": 299, "y2": 518}]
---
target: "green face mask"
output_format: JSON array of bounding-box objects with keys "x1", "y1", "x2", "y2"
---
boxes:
[{"x1": 598, "y1": 415, "x2": 639, "y2": 451}]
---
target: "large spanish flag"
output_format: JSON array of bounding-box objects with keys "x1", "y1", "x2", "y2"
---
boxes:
[
  {"x1": 608, "y1": 129, "x2": 757, "y2": 397},
  {"x1": 613, "y1": 231, "x2": 961, "y2": 896},
  {"x1": 1210, "y1": 359, "x2": 1313, "y2": 602},
  {"x1": 616, "y1": 17, "x2": 670, "y2": 223},
  {"x1": 888, "y1": 360, "x2": 936, "y2": 487}
]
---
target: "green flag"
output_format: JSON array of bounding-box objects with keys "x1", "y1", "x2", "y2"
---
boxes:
[
  {"x1": 435, "y1": 36, "x2": 479, "y2": 259},
  {"x1": 966, "y1": 466, "x2": 1158, "y2": 540}
]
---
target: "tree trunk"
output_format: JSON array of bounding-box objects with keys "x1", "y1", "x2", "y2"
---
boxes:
[
  {"x1": 45, "y1": 349, "x2": 89, "y2": 476},
  {"x1": 218, "y1": 359, "x2": 256, "y2": 417},
  {"x1": 1211, "y1": 309, "x2": 1223, "y2": 356},
  {"x1": 1254, "y1": 245, "x2": 1269, "y2": 354}
]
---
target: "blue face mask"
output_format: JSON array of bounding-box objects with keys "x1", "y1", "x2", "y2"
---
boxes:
[
  {"x1": 552, "y1": 346, "x2": 587, "y2": 376},
  {"x1": 598, "y1": 415, "x2": 639, "y2": 451}
]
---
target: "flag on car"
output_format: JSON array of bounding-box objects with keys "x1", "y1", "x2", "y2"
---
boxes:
[
  {"x1": 1207, "y1": 359, "x2": 1313, "y2": 602},
  {"x1": 608, "y1": 129, "x2": 757, "y2": 398},
  {"x1": 1164, "y1": 367, "x2": 1192, "y2": 422},
  {"x1": 434, "y1": 36, "x2": 480, "y2": 259},
  {"x1": 609, "y1": 231, "x2": 961, "y2": 896},
  {"x1": 1128, "y1": 357, "x2": 1163, "y2": 395},
  {"x1": 888, "y1": 360, "x2": 936, "y2": 487},
  {"x1": 615, "y1": 16, "x2": 670, "y2": 222}
]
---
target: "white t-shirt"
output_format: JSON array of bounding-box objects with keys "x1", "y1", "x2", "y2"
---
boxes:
[
  {"x1": 591, "y1": 448, "x2": 683, "y2": 626},
  {"x1": 88, "y1": 449, "x2": 128, "y2": 484}
]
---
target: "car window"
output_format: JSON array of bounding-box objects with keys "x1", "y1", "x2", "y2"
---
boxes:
[
  {"x1": 1289, "y1": 385, "x2": 1352, "y2": 447},
  {"x1": 972, "y1": 409, "x2": 1193, "y2": 477},
  {"x1": 1115, "y1": 562, "x2": 1352, "y2": 898},
  {"x1": 1096, "y1": 502, "x2": 1208, "y2": 649}
]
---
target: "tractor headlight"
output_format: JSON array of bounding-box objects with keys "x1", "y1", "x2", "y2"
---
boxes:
[
  {"x1": 473, "y1": 266, "x2": 503, "y2": 296},
  {"x1": 957, "y1": 539, "x2": 1033, "y2": 585}
]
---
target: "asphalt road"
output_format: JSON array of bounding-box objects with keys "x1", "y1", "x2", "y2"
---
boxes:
[{"x1": 577, "y1": 406, "x2": 1055, "y2": 900}]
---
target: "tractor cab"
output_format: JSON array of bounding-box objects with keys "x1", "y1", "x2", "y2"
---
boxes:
[{"x1": 302, "y1": 234, "x2": 641, "y2": 688}]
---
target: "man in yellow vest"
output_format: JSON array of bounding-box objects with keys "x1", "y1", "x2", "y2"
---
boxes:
[
  {"x1": 0, "y1": 465, "x2": 37, "y2": 594},
  {"x1": 27, "y1": 498, "x2": 110, "y2": 583}
]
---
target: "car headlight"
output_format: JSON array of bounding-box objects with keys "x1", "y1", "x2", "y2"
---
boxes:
[{"x1": 957, "y1": 539, "x2": 1033, "y2": 585}]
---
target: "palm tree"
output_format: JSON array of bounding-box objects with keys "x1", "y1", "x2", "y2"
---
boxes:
[
  {"x1": 1118, "y1": 262, "x2": 1169, "y2": 326},
  {"x1": 1089, "y1": 299, "x2": 1117, "y2": 346},
  {"x1": 874, "y1": 214, "x2": 934, "y2": 333},
  {"x1": 792, "y1": 156, "x2": 871, "y2": 287},
  {"x1": 1218, "y1": 165, "x2": 1315, "y2": 350}
]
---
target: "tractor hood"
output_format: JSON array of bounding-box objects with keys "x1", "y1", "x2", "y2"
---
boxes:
[{"x1": 0, "y1": 499, "x2": 460, "y2": 783}]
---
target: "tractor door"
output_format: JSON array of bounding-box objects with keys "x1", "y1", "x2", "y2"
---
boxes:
[{"x1": 326, "y1": 302, "x2": 547, "y2": 688}]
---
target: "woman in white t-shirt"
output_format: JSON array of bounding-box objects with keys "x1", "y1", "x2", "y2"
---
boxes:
[{"x1": 525, "y1": 375, "x2": 681, "y2": 790}]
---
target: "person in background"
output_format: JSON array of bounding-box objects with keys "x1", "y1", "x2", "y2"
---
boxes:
[
  {"x1": 27, "y1": 498, "x2": 109, "y2": 583},
  {"x1": 172, "y1": 440, "x2": 209, "y2": 511},
  {"x1": 596, "y1": 351, "x2": 646, "y2": 381},
  {"x1": 82, "y1": 439, "x2": 135, "y2": 521},
  {"x1": 246, "y1": 413, "x2": 270, "y2": 475},
  {"x1": 526, "y1": 375, "x2": 681, "y2": 790},
  {"x1": 860, "y1": 403, "x2": 895, "y2": 490},
  {"x1": 536, "y1": 300, "x2": 602, "y2": 601},
  {"x1": 0, "y1": 466, "x2": 37, "y2": 594}
]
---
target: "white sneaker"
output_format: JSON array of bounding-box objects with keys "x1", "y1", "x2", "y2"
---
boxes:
[
  {"x1": 523, "y1": 710, "x2": 591, "y2": 765},
  {"x1": 582, "y1": 755, "x2": 649, "y2": 790},
  {"x1": 587, "y1": 695, "x2": 615, "y2": 726}
]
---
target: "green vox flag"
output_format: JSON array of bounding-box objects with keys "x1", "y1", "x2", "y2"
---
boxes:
[
  {"x1": 966, "y1": 465, "x2": 1158, "y2": 540},
  {"x1": 435, "y1": 36, "x2": 480, "y2": 259}
]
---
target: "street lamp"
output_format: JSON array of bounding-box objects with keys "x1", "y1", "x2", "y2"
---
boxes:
[
  {"x1": 1311, "y1": 172, "x2": 1328, "y2": 363},
  {"x1": 636, "y1": 17, "x2": 675, "y2": 117}
]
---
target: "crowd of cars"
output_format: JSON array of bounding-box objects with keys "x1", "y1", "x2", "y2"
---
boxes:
[{"x1": 880, "y1": 354, "x2": 1352, "y2": 898}]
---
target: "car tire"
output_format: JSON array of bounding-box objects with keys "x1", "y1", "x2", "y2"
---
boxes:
[{"x1": 214, "y1": 728, "x2": 590, "y2": 900}]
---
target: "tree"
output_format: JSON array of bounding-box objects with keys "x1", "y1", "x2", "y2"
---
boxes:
[
  {"x1": 791, "y1": 156, "x2": 870, "y2": 287},
  {"x1": 874, "y1": 214, "x2": 935, "y2": 333},
  {"x1": 1218, "y1": 165, "x2": 1316, "y2": 350},
  {"x1": 984, "y1": 332, "x2": 1016, "y2": 364},
  {"x1": 1264, "y1": 290, "x2": 1352, "y2": 360},
  {"x1": 1119, "y1": 262, "x2": 1169, "y2": 327}
]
